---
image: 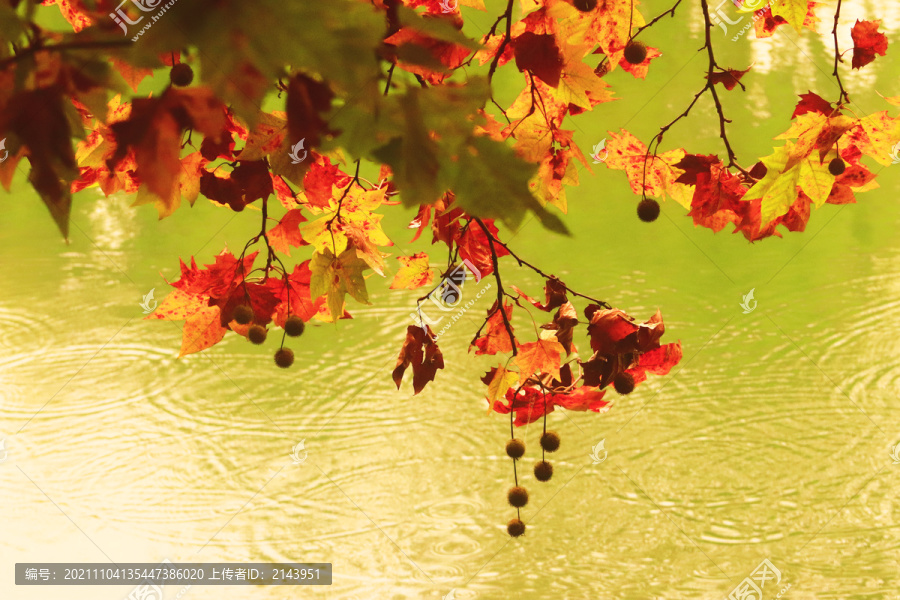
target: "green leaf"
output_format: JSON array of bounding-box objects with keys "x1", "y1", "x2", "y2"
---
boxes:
[
  {"x1": 396, "y1": 5, "x2": 480, "y2": 50},
  {"x1": 443, "y1": 136, "x2": 569, "y2": 235},
  {"x1": 371, "y1": 90, "x2": 441, "y2": 207},
  {"x1": 310, "y1": 247, "x2": 371, "y2": 320}
]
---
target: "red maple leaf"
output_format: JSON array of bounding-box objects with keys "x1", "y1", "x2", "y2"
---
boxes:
[
  {"x1": 286, "y1": 74, "x2": 335, "y2": 150},
  {"x1": 457, "y1": 218, "x2": 508, "y2": 277},
  {"x1": 493, "y1": 384, "x2": 611, "y2": 427},
  {"x1": 512, "y1": 32, "x2": 564, "y2": 87},
  {"x1": 791, "y1": 91, "x2": 834, "y2": 119},
  {"x1": 707, "y1": 67, "x2": 751, "y2": 91},
  {"x1": 851, "y1": 20, "x2": 888, "y2": 70},
  {"x1": 273, "y1": 261, "x2": 326, "y2": 326},
  {"x1": 393, "y1": 325, "x2": 445, "y2": 394}
]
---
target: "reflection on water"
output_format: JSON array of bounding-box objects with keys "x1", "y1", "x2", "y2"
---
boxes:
[{"x1": 2, "y1": 5, "x2": 900, "y2": 599}]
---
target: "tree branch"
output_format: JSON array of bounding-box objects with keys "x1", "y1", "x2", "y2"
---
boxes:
[
  {"x1": 831, "y1": 0, "x2": 850, "y2": 105},
  {"x1": 474, "y1": 218, "x2": 517, "y2": 356}
]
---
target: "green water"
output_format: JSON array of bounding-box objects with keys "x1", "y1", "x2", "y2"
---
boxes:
[{"x1": 2, "y1": 2, "x2": 900, "y2": 599}]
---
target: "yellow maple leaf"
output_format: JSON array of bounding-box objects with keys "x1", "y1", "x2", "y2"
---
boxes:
[
  {"x1": 771, "y1": 0, "x2": 810, "y2": 34},
  {"x1": 797, "y1": 156, "x2": 835, "y2": 207},
  {"x1": 310, "y1": 247, "x2": 371, "y2": 320},
  {"x1": 390, "y1": 253, "x2": 434, "y2": 290},
  {"x1": 485, "y1": 365, "x2": 519, "y2": 405},
  {"x1": 179, "y1": 305, "x2": 227, "y2": 358}
]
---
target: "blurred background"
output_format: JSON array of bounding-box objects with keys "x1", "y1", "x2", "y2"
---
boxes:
[{"x1": 1, "y1": 1, "x2": 899, "y2": 598}]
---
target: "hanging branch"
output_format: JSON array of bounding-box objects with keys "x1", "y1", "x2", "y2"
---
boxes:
[
  {"x1": 831, "y1": 0, "x2": 851, "y2": 105},
  {"x1": 474, "y1": 217, "x2": 518, "y2": 356},
  {"x1": 640, "y1": 0, "x2": 753, "y2": 190}
]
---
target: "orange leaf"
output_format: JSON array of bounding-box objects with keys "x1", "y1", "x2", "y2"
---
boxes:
[
  {"x1": 515, "y1": 337, "x2": 564, "y2": 385},
  {"x1": 179, "y1": 305, "x2": 227, "y2": 357}
]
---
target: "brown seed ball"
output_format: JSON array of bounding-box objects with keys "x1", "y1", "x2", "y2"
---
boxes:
[
  {"x1": 540, "y1": 431, "x2": 560, "y2": 453},
  {"x1": 507, "y1": 486, "x2": 529, "y2": 508},
  {"x1": 623, "y1": 40, "x2": 648, "y2": 65},
  {"x1": 248, "y1": 325, "x2": 267, "y2": 345},
  {"x1": 233, "y1": 304, "x2": 253, "y2": 325},
  {"x1": 507, "y1": 518, "x2": 526, "y2": 538},
  {"x1": 573, "y1": 0, "x2": 597, "y2": 11},
  {"x1": 274, "y1": 347, "x2": 294, "y2": 368},
  {"x1": 284, "y1": 315, "x2": 306, "y2": 337},
  {"x1": 637, "y1": 198, "x2": 660, "y2": 222},
  {"x1": 506, "y1": 438, "x2": 526, "y2": 459},
  {"x1": 613, "y1": 372, "x2": 636, "y2": 395},
  {"x1": 170, "y1": 63, "x2": 194, "y2": 87},
  {"x1": 534, "y1": 460, "x2": 553, "y2": 482},
  {"x1": 828, "y1": 157, "x2": 845, "y2": 176}
]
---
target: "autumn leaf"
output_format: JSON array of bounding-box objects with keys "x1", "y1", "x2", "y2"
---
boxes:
[
  {"x1": 481, "y1": 365, "x2": 519, "y2": 404},
  {"x1": 390, "y1": 253, "x2": 434, "y2": 290},
  {"x1": 392, "y1": 325, "x2": 445, "y2": 394},
  {"x1": 604, "y1": 129, "x2": 693, "y2": 208},
  {"x1": 707, "y1": 67, "x2": 751, "y2": 91},
  {"x1": 178, "y1": 305, "x2": 228, "y2": 357},
  {"x1": 310, "y1": 247, "x2": 371, "y2": 320},
  {"x1": 273, "y1": 261, "x2": 325, "y2": 326},
  {"x1": 109, "y1": 88, "x2": 227, "y2": 212},
  {"x1": 237, "y1": 112, "x2": 287, "y2": 162},
  {"x1": 267, "y1": 209, "x2": 308, "y2": 255},
  {"x1": 493, "y1": 384, "x2": 611, "y2": 427},
  {"x1": 146, "y1": 290, "x2": 228, "y2": 357},
  {"x1": 510, "y1": 277, "x2": 567, "y2": 312},
  {"x1": 851, "y1": 20, "x2": 888, "y2": 70},
  {"x1": 512, "y1": 32, "x2": 564, "y2": 87},
  {"x1": 4, "y1": 88, "x2": 78, "y2": 238},
  {"x1": 515, "y1": 336, "x2": 565, "y2": 385},
  {"x1": 791, "y1": 91, "x2": 834, "y2": 119},
  {"x1": 472, "y1": 301, "x2": 515, "y2": 355},
  {"x1": 286, "y1": 73, "x2": 334, "y2": 151},
  {"x1": 771, "y1": 0, "x2": 811, "y2": 34}
]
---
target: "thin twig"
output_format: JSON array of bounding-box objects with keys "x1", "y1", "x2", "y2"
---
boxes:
[
  {"x1": 477, "y1": 222, "x2": 611, "y2": 308},
  {"x1": 831, "y1": 0, "x2": 850, "y2": 105},
  {"x1": 0, "y1": 39, "x2": 133, "y2": 69},
  {"x1": 474, "y1": 218, "x2": 517, "y2": 356}
]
